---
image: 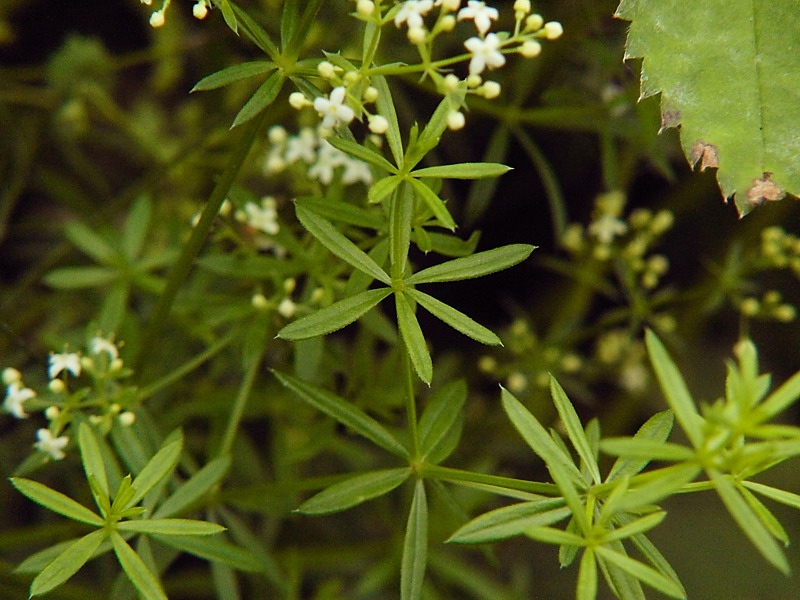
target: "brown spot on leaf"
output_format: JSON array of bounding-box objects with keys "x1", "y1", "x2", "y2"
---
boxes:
[
  {"x1": 659, "y1": 110, "x2": 681, "y2": 132},
  {"x1": 690, "y1": 141, "x2": 719, "y2": 171},
  {"x1": 747, "y1": 172, "x2": 785, "y2": 206}
]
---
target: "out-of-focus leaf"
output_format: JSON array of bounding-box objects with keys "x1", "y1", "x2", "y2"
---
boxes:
[{"x1": 616, "y1": 0, "x2": 800, "y2": 215}]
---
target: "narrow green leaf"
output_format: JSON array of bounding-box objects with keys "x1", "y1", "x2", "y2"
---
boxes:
[
  {"x1": 295, "y1": 195, "x2": 384, "y2": 230},
  {"x1": 276, "y1": 288, "x2": 392, "y2": 340},
  {"x1": 16, "y1": 537, "x2": 112, "y2": 575},
  {"x1": 396, "y1": 292, "x2": 433, "y2": 385},
  {"x1": 44, "y1": 266, "x2": 118, "y2": 289},
  {"x1": 607, "y1": 410, "x2": 674, "y2": 481},
  {"x1": 368, "y1": 175, "x2": 402, "y2": 204},
  {"x1": 756, "y1": 368, "x2": 800, "y2": 422},
  {"x1": 742, "y1": 480, "x2": 800, "y2": 510},
  {"x1": 406, "y1": 244, "x2": 535, "y2": 285},
  {"x1": 153, "y1": 456, "x2": 231, "y2": 519},
  {"x1": 325, "y1": 136, "x2": 397, "y2": 173},
  {"x1": 30, "y1": 530, "x2": 106, "y2": 598},
  {"x1": 525, "y1": 525, "x2": 586, "y2": 546},
  {"x1": 296, "y1": 203, "x2": 391, "y2": 284},
  {"x1": 64, "y1": 221, "x2": 116, "y2": 264},
  {"x1": 279, "y1": 0, "x2": 299, "y2": 47},
  {"x1": 710, "y1": 470, "x2": 789, "y2": 573},
  {"x1": 408, "y1": 177, "x2": 457, "y2": 231},
  {"x1": 191, "y1": 61, "x2": 275, "y2": 92},
  {"x1": 111, "y1": 531, "x2": 167, "y2": 600},
  {"x1": 447, "y1": 501, "x2": 571, "y2": 544},
  {"x1": 550, "y1": 376, "x2": 602, "y2": 485},
  {"x1": 577, "y1": 548, "x2": 598, "y2": 600},
  {"x1": 284, "y1": 0, "x2": 325, "y2": 60},
  {"x1": 500, "y1": 388, "x2": 587, "y2": 529},
  {"x1": 411, "y1": 162, "x2": 512, "y2": 180},
  {"x1": 419, "y1": 380, "x2": 467, "y2": 459},
  {"x1": 629, "y1": 531, "x2": 686, "y2": 598},
  {"x1": 153, "y1": 534, "x2": 264, "y2": 573},
  {"x1": 122, "y1": 195, "x2": 152, "y2": 260},
  {"x1": 390, "y1": 182, "x2": 414, "y2": 278},
  {"x1": 78, "y1": 423, "x2": 109, "y2": 507},
  {"x1": 401, "y1": 480, "x2": 428, "y2": 600},
  {"x1": 737, "y1": 483, "x2": 790, "y2": 545},
  {"x1": 595, "y1": 546, "x2": 686, "y2": 599},
  {"x1": 10, "y1": 478, "x2": 103, "y2": 527},
  {"x1": 231, "y1": 70, "x2": 285, "y2": 128},
  {"x1": 645, "y1": 330, "x2": 704, "y2": 448},
  {"x1": 373, "y1": 75, "x2": 403, "y2": 166},
  {"x1": 406, "y1": 288, "x2": 501, "y2": 346},
  {"x1": 405, "y1": 92, "x2": 464, "y2": 170},
  {"x1": 603, "y1": 512, "x2": 666, "y2": 543},
  {"x1": 600, "y1": 438, "x2": 696, "y2": 462},
  {"x1": 272, "y1": 370, "x2": 410, "y2": 458},
  {"x1": 117, "y1": 519, "x2": 226, "y2": 536},
  {"x1": 129, "y1": 435, "x2": 183, "y2": 508},
  {"x1": 219, "y1": 0, "x2": 238, "y2": 35},
  {"x1": 297, "y1": 468, "x2": 411, "y2": 515},
  {"x1": 618, "y1": 463, "x2": 700, "y2": 512},
  {"x1": 426, "y1": 230, "x2": 481, "y2": 257}
]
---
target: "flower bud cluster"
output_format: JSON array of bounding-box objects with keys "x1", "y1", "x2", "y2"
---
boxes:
[
  {"x1": 140, "y1": 0, "x2": 211, "y2": 28},
  {"x1": 563, "y1": 192, "x2": 675, "y2": 291},
  {"x1": 3, "y1": 335, "x2": 136, "y2": 461},
  {"x1": 263, "y1": 125, "x2": 373, "y2": 188}
]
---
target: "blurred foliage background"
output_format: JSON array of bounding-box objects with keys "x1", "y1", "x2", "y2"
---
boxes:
[{"x1": 2, "y1": 0, "x2": 800, "y2": 598}]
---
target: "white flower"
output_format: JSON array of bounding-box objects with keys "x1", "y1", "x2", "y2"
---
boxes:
[
  {"x1": 544, "y1": 21, "x2": 563, "y2": 40},
  {"x1": 368, "y1": 114, "x2": 389, "y2": 134},
  {"x1": 588, "y1": 214, "x2": 628, "y2": 245},
  {"x1": 457, "y1": 1, "x2": 498, "y2": 36},
  {"x1": 35, "y1": 429, "x2": 69, "y2": 460},
  {"x1": 341, "y1": 157, "x2": 373, "y2": 186},
  {"x1": 309, "y1": 142, "x2": 348, "y2": 185},
  {"x1": 394, "y1": 0, "x2": 434, "y2": 30},
  {"x1": 90, "y1": 336, "x2": 119, "y2": 360},
  {"x1": 464, "y1": 33, "x2": 506, "y2": 75},
  {"x1": 285, "y1": 127, "x2": 318, "y2": 164},
  {"x1": 149, "y1": 10, "x2": 165, "y2": 28},
  {"x1": 48, "y1": 352, "x2": 81, "y2": 379},
  {"x1": 2, "y1": 368, "x2": 21, "y2": 385},
  {"x1": 313, "y1": 87, "x2": 355, "y2": 130},
  {"x1": 436, "y1": 0, "x2": 461, "y2": 12},
  {"x1": 481, "y1": 80, "x2": 501, "y2": 98},
  {"x1": 447, "y1": 111, "x2": 466, "y2": 130},
  {"x1": 244, "y1": 197, "x2": 280, "y2": 235},
  {"x1": 289, "y1": 92, "x2": 310, "y2": 109},
  {"x1": 520, "y1": 39, "x2": 541, "y2": 57},
  {"x1": 192, "y1": 1, "x2": 209, "y2": 19},
  {"x1": 277, "y1": 298, "x2": 297, "y2": 318},
  {"x1": 4, "y1": 382, "x2": 34, "y2": 419}
]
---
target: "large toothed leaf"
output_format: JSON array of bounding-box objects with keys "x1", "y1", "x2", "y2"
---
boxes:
[{"x1": 616, "y1": 0, "x2": 800, "y2": 216}]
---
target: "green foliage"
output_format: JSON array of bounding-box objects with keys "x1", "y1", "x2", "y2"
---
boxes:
[
  {"x1": 4, "y1": 0, "x2": 800, "y2": 598},
  {"x1": 616, "y1": 0, "x2": 800, "y2": 215}
]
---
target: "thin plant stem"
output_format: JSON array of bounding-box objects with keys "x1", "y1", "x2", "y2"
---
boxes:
[
  {"x1": 135, "y1": 109, "x2": 271, "y2": 375},
  {"x1": 136, "y1": 331, "x2": 237, "y2": 402},
  {"x1": 217, "y1": 343, "x2": 264, "y2": 458},
  {"x1": 402, "y1": 341, "x2": 421, "y2": 461},
  {"x1": 421, "y1": 464, "x2": 560, "y2": 496}
]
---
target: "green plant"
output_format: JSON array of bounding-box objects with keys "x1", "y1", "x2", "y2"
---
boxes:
[{"x1": 2, "y1": 1, "x2": 800, "y2": 599}]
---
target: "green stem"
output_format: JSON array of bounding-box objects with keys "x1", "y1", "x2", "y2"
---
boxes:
[
  {"x1": 421, "y1": 464, "x2": 560, "y2": 496},
  {"x1": 134, "y1": 109, "x2": 270, "y2": 376},
  {"x1": 136, "y1": 331, "x2": 237, "y2": 402},
  {"x1": 217, "y1": 343, "x2": 264, "y2": 458},
  {"x1": 402, "y1": 341, "x2": 421, "y2": 460}
]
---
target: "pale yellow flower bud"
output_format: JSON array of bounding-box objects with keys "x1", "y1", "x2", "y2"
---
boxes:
[
  {"x1": 520, "y1": 40, "x2": 541, "y2": 57},
  {"x1": 544, "y1": 21, "x2": 563, "y2": 40},
  {"x1": 447, "y1": 111, "x2": 466, "y2": 130},
  {"x1": 363, "y1": 86, "x2": 379, "y2": 103}
]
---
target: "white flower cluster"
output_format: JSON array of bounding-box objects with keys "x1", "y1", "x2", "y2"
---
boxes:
[
  {"x1": 2, "y1": 335, "x2": 135, "y2": 461},
  {"x1": 263, "y1": 125, "x2": 373, "y2": 187},
  {"x1": 140, "y1": 0, "x2": 211, "y2": 28}
]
